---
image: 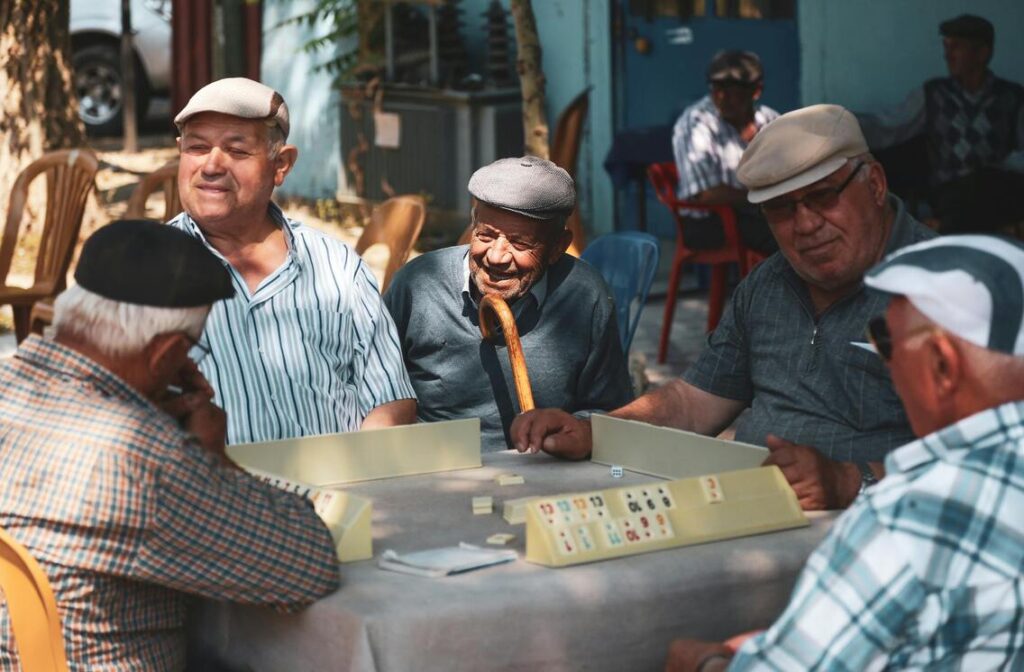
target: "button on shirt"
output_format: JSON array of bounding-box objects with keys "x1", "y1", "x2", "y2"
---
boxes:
[
  {"x1": 0, "y1": 337, "x2": 340, "y2": 671},
  {"x1": 672, "y1": 95, "x2": 779, "y2": 206},
  {"x1": 684, "y1": 196, "x2": 936, "y2": 461},
  {"x1": 731, "y1": 400, "x2": 1024, "y2": 670},
  {"x1": 169, "y1": 207, "x2": 415, "y2": 445}
]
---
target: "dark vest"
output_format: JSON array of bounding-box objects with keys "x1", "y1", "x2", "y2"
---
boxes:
[{"x1": 924, "y1": 74, "x2": 1024, "y2": 185}]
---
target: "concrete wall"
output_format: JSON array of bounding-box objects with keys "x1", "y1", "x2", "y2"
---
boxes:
[
  {"x1": 800, "y1": 1, "x2": 1024, "y2": 111},
  {"x1": 261, "y1": 0, "x2": 343, "y2": 199}
]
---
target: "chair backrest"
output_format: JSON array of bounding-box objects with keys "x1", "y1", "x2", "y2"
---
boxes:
[
  {"x1": 125, "y1": 160, "x2": 182, "y2": 222},
  {"x1": 551, "y1": 88, "x2": 591, "y2": 256},
  {"x1": 0, "y1": 527, "x2": 70, "y2": 671},
  {"x1": 355, "y1": 195, "x2": 426, "y2": 293},
  {"x1": 0, "y1": 150, "x2": 99, "y2": 295},
  {"x1": 581, "y1": 232, "x2": 660, "y2": 354}
]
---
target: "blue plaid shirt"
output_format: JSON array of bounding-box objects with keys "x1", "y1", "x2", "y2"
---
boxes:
[{"x1": 731, "y1": 400, "x2": 1024, "y2": 671}]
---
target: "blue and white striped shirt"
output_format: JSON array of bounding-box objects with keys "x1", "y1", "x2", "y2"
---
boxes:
[
  {"x1": 169, "y1": 207, "x2": 415, "y2": 445},
  {"x1": 671, "y1": 95, "x2": 778, "y2": 206},
  {"x1": 732, "y1": 400, "x2": 1024, "y2": 670}
]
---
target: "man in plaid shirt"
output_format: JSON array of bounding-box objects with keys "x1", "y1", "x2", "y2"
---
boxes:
[
  {"x1": 0, "y1": 221, "x2": 340, "y2": 671},
  {"x1": 667, "y1": 235, "x2": 1024, "y2": 671}
]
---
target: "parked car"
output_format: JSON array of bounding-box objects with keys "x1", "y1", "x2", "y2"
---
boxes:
[{"x1": 70, "y1": 0, "x2": 172, "y2": 135}]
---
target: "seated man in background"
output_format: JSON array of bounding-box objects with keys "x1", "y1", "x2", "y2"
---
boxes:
[
  {"x1": 170, "y1": 77, "x2": 416, "y2": 444},
  {"x1": 0, "y1": 221, "x2": 340, "y2": 671},
  {"x1": 858, "y1": 14, "x2": 1024, "y2": 233},
  {"x1": 671, "y1": 50, "x2": 778, "y2": 255},
  {"x1": 666, "y1": 235, "x2": 1024, "y2": 671},
  {"x1": 384, "y1": 157, "x2": 633, "y2": 451},
  {"x1": 513, "y1": 105, "x2": 935, "y2": 510}
]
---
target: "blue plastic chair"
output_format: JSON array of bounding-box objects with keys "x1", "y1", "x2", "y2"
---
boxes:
[{"x1": 580, "y1": 232, "x2": 660, "y2": 354}]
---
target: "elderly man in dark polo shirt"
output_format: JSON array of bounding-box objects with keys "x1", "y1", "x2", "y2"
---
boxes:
[
  {"x1": 513, "y1": 105, "x2": 936, "y2": 510},
  {"x1": 384, "y1": 156, "x2": 633, "y2": 452}
]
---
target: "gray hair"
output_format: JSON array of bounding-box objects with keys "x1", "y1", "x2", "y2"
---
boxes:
[
  {"x1": 53, "y1": 285, "x2": 210, "y2": 358},
  {"x1": 266, "y1": 122, "x2": 286, "y2": 159}
]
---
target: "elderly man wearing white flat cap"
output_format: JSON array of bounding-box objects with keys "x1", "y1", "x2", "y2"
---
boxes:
[
  {"x1": 168, "y1": 77, "x2": 416, "y2": 445},
  {"x1": 384, "y1": 156, "x2": 633, "y2": 452},
  {"x1": 666, "y1": 234, "x2": 1024, "y2": 671},
  {"x1": 513, "y1": 105, "x2": 936, "y2": 510}
]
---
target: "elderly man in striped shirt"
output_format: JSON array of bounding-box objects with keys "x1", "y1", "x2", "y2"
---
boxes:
[
  {"x1": 169, "y1": 78, "x2": 416, "y2": 445},
  {"x1": 667, "y1": 236, "x2": 1024, "y2": 671},
  {"x1": 0, "y1": 221, "x2": 340, "y2": 670}
]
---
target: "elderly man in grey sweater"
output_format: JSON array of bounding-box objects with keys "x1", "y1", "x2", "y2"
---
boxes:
[{"x1": 384, "y1": 156, "x2": 633, "y2": 452}]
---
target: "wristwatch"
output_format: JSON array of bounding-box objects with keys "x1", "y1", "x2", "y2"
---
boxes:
[{"x1": 856, "y1": 462, "x2": 879, "y2": 495}]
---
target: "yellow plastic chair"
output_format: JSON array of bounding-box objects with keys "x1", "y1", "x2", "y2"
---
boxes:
[
  {"x1": 125, "y1": 160, "x2": 182, "y2": 222},
  {"x1": 0, "y1": 526, "x2": 69, "y2": 671},
  {"x1": 355, "y1": 195, "x2": 426, "y2": 293}
]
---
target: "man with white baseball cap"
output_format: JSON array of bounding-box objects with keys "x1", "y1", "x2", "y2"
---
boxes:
[
  {"x1": 169, "y1": 77, "x2": 416, "y2": 444},
  {"x1": 665, "y1": 234, "x2": 1024, "y2": 671},
  {"x1": 513, "y1": 104, "x2": 935, "y2": 511}
]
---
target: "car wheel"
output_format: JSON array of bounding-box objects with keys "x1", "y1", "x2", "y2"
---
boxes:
[{"x1": 73, "y1": 42, "x2": 151, "y2": 136}]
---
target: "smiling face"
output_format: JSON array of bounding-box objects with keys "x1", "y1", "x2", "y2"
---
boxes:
[
  {"x1": 177, "y1": 112, "x2": 295, "y2": 232},
  {"x1": 763, "y1": 160, "x2": 892, "y2": 297},
  {"x1": 467, "y1": 202, "x2": 570, "y2": 302}
]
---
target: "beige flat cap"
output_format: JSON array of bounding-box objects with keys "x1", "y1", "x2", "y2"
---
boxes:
[
  {"x1": 469, "y1": 156, "x2": 576, "y2": 221},
  {"x1": 737, "y1": 104, "x2": 868, "y2": 204},
  {"x1": 174, "y1": 77, "x2": 290, "y2": 139}
]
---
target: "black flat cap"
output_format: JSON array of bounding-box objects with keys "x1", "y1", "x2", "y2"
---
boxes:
[
  {"x1": 75, "y1": 220, "x2": 234, "y2": 307},
  {"x1": 707, "y1": 50, "x2": 763, "y2": 84},
  {"x1": 940, "y1": 14, "x2": 994, "y2": 47}
]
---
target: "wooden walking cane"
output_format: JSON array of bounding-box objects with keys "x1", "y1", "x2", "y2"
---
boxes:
[{"x1": 478, "y1": 294, "x2": 535, "y2": 413}]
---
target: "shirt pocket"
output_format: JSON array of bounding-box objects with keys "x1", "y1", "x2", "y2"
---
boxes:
[{"x1": 284, "y1": 309, "x2": 357, "y2": 396}]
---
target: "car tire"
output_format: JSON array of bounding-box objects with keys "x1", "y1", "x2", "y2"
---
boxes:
[{"x1": 72, "y1": 42, "x2": 151, "y2": 136}]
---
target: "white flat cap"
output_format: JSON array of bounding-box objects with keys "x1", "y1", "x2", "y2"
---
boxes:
[
  {"x1": 865, "y1": 235, "x2": 1024, "y2": 356},
  {"x1": 469, "y1": 156, "x2": 576, "y2": 221},
  {"x1": 174, "y1": 77, "x2": 290, "y2": 139},
  {"x1": 738, "y1": 104, "x2": 868, "y2": 204}
]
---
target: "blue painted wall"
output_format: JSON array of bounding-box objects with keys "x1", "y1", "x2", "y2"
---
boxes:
[
  {"x1": 800, "y1": 1, "x2": 1024, "y2": 111},
  {"x1": 261, "y1": 0, "x2": 344, "y2": 199}
]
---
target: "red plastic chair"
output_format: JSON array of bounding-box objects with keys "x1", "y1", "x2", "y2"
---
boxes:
[{"x1": 646, "y1": 162, "x2": 764, "y2": 363}]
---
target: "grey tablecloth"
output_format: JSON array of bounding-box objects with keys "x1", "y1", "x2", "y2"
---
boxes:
[{"x1": 196, "y1": 452, "x2": 835, "y2": 672}]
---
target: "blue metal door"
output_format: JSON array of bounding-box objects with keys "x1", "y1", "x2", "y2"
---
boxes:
[{"x1": 611, "y1": 0, "x2": 800, "y2": 235}]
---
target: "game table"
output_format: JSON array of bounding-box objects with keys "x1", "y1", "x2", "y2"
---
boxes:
[{"x1": 197, "y1": 450, "x2": 835, "y2": 672}]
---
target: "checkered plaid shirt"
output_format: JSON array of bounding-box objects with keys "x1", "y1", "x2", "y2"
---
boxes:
[
  {"x1": 0, "y1": 337, "x2": 340, "y2": 671},
  {"x1": 731, "y1": 400, "x2": 1024, "y2": 671}
]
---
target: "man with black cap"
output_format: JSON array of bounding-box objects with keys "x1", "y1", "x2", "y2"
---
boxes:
[
  {"x1": 513, "y1": 105, "x2": 936, "y2": 511},
  {"x1": 170, "y1": 77, "x2": 416, "y2": 445},
  {"x1": 665, "y1": 235, "x2": 1024, "y2": 671},
  {"x1": 670, "y1": 50, "x2": 778, "y2": 254},
  {"x1": 384, "y1": 156, "x2": 633, "y2": 451},
  {"x1": 0, "y1": 221, "x2": 340, "y2": 670},
  {"x1": 858, "y1": 14, "x2": 1024, "y2": 233}
]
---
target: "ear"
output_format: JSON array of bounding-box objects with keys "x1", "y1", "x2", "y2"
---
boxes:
[
  {"x1": 548, "y1": 227, "x2": 573, "y2": 263},
  {"x1": 866, "y1": 162, "x2": 888, "y2": 206},
  {"x1": 925, "y1": 331, "x2": 963, "y2": 404},
  {"x1": 751, "y1": 82, "x2": 764, "y2": 101},
  {"x1": 144, "y1": 332, "x2": 190, "y2": 382},
  {"x1": 273, "y1": 145, "x2": 299, "y2": 187}
]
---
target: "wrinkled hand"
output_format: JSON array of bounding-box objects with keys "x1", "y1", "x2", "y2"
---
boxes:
[
  {"x1": 763, "y1": 434, "x2": 859, "y2": 510},
  {"x1": 158, "y1": 360, "x2": 228, "y2": 459},
  {"x1": 665, "y1": 639, "x2": 732, "y2": 672},
  {"x1": 509, "y1": 409, "x2": 592, "y2": 460}
]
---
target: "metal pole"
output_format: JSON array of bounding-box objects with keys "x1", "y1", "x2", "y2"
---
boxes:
[
  {"x1": 120, "y1": 0, "x2": 138, "y2": 152},
  {"x1": 428, "y1": 5, "x2": 438, "y2": 86}
]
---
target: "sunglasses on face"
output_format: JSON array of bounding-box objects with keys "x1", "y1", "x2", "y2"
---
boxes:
[{"x1": 760, "y1": 162, "x2": 866, "y2": 223}]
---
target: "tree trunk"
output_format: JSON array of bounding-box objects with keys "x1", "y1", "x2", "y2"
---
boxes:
[
  {"x1": 0, "y1": 0, "x2": 87, "y2": 224},
  {"x1": 509, "y1": 0, "x2": 549, "y2": 159}
]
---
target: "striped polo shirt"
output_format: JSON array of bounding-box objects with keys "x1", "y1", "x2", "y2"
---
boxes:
[{"x1": 169, "y1": 206, "x2": 415, "y2": 444}]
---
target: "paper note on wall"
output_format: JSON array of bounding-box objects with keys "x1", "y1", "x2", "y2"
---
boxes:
[{"x1": 375, "y1": 112, "x2": 401, "y2": 148}]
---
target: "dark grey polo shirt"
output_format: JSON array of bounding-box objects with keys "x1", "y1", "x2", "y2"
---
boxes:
[
  {"x1": 684, "y1": 195, "x2": 936, "y2": 462},
  {"x1": 384, "y1": 246, "x2": 634, "y2": 452}
]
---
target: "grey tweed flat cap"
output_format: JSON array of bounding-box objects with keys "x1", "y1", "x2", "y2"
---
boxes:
[
  {"x1": 174, "y1": 77, "x2": 290, "y2": 140},
  {"x1": 468, "y1": 156, "x2": 576, "y2": 221}
]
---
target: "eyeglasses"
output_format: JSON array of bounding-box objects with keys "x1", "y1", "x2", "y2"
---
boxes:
[
  {"x1": 866, "y1": 316, "x2": 942, "y2": 362},
  {"x1": 760, "y1": 162, "x2": 866, "y2": 223},
  {"x1": 185, "y1": 334, "x2": 211, "y2": 366}
]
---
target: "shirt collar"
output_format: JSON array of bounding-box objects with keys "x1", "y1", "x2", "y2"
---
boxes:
[
  {"x1": 178, "y1": 203, "x2": 300, "y2": 268},
  {"x1": 886, "y1": 400, "x2": 1024, "y2": 475},
  {"x1": 460, "y1": 248, "x2": 550, "y2": 310},
  {"x1": 14, "y1": 335, "x2": 155, "y2": 411}
]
